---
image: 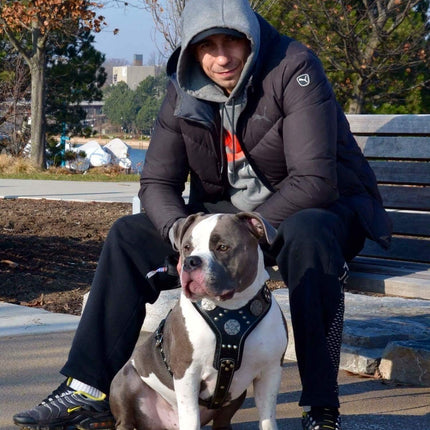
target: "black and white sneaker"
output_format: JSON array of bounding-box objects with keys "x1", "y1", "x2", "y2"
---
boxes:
[
  {"x1": 13, "y1": 378, "x2": 114, "y2": 430},
  {"x1": 302, "y1": 407, "x2": 341, "y2": 430}
]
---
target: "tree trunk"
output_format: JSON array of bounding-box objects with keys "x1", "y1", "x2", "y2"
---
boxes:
[
  {"x1": 348, "y1": 75, "x2": 365, "y2": 114},
  {"x1": 29, "y1": 50, "x2": 46, "y2": 169}
]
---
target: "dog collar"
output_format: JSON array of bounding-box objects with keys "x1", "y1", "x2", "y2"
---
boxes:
[{"x1": 193, "y1": 283, "x2": 272, "y2": 409}]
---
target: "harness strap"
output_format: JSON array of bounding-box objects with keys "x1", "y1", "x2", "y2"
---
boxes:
[
  {"x1": 154, "y1": 313, "x2": 173, "y2": 376},
  {"x1": 194, "y1": 284, "x2": 272, "y2": 409},
  {"x1": 154, "y1": 284, "x2": 272, "y2": 410}
]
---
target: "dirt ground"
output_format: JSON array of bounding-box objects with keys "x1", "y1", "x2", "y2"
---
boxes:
[
  {"x1": 0, "y1": 198, "x2": 285, "y2": 316},
  {"x1": 0, "y1": 199, "x2": 131, "y2": 315}
]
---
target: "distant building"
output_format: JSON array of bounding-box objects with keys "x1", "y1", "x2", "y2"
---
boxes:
[
  {"x1": 78, "y1": 101, "x2": 106, "y2": 131},
  {"x1": 79, "y1": 101, "x2": 104, "y2": 118},
  {"x1": 112, "y1": 54, "x2": 157, "y2": 90}
]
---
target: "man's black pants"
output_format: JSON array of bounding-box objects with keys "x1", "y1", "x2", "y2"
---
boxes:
[{"x1": 61, "y1": 202, "x2": 365, "y2": 408}]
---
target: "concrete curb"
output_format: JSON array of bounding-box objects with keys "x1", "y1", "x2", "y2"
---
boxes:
[{"x1": 0, "y1": 302, "x2": 79, "y2": 337}]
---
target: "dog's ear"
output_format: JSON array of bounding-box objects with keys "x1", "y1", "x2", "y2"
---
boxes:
[
  {"x1": 236, "y1": 212, "x2": 277, "y2": 244},
  {"x1": 171, "y1": 213, "x2": 205, "y2": 250}
]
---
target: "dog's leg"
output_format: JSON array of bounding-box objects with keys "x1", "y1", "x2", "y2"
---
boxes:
[
  {"x1": 173, "y1": 375, "x2": 201, "y2": 430},
  {"x1": 211, "y1": 390, "x2": 247, "y2": 430},
  {"x1": 110, "y1": 362, "x2": 139, "y2": 430},
  {"x1": 253, "y1": 365, "x2": 283, "y2": 430}
]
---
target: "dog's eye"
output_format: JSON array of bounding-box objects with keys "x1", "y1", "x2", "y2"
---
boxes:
[
  {"x1": 217, "y1": 244, "x2": 229, "y2": 252},
  {"x1": 183, "y1": 243, "x2": 191, "y2": 253}
]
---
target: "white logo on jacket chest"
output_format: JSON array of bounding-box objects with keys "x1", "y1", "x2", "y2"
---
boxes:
[{"x1": 297, "y1": 74, "x2": 311, "y2": 87}]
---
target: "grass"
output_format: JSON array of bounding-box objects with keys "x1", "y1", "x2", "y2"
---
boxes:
[{"x1": 0, "y1": 154, "x2": 140, "y2": 182}]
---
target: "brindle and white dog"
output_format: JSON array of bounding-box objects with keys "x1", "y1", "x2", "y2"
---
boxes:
[{"x1": 110, "y1": 212, "x2": 288, "y2": 430}]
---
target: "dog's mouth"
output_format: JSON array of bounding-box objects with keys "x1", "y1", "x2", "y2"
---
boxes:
[
  {"x1": 180, "y1": 271, "x2": 235, "y2": 301},
  {"x1": 182, "y1": 279, "x2": 206, "y2": 300},
  {"x1": 218, "y1": 290, "x2": 235, "y2": 301}
]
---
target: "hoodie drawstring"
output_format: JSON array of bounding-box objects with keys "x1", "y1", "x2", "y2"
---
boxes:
[
  {"x1": 231, "y1": 99, "x2": 237, "y2": 180},
  {"x1": 221, "y1": 100, "x2": 238, "y2": 179},
  {"x1": 220, "y1": 107, "x2": 225, "y2": 176}
]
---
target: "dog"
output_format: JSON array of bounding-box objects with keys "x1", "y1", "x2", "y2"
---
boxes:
[{"x1": 109, "y1": 212, "x2": 288, "y2": 430}]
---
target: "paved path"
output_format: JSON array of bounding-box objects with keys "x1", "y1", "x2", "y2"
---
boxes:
[
  {"x1": 0, "y1": 178, "x2": 140, "y2": 203},
  {"x1": 1, "y1": 330, "x2": 429, "y2": 430}
]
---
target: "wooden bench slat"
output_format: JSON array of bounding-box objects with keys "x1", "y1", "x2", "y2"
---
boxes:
[
  {"x1": 354, "y1": 136, "x2": 430, "y2": 159},
  {"x1": 360, "y1": 237, "x2": 430, "y2": 263},
  {"x1": 346, "y1": 271, "x2": 430, "y2": 300},
  {"x1": 344, "y1": 114, "x2": 430, "y2": 297},
  {"x1": 348, "y1": 114, "x2": 430, "y2": 134},
  {"x1": 388, "y1": 210, "x2": 430, "y2": 237},
  {"x1": 350, "y1": 257, "x2": 430, "y2": 277},
  {"x1": 379, "y1": 185, "x2": 430, "y2": 210},
  {"x1": 369, "y1": 161, "x2": 430, "y2": 185}
]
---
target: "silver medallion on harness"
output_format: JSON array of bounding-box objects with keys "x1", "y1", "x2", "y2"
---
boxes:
[
  {"x1": 224, "y1": 319, "x2": 241, "y2": 335},
  {"x1": 250, "y1": 299, "x2": 263, "y2": 316},
  {"x1": 201, "y1": 298, "x2": 216, "y2": 311}
]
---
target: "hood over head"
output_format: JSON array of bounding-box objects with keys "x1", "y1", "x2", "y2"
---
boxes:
[
  {"x1": 190, "y1": 27, "x2": 246, "y2": 45},
  {"x1": 176, "y1": 0, "x2": 260, "y2": 102}
]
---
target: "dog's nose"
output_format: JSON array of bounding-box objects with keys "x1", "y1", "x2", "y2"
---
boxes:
[{"x1": 183, "y1": 256, "x2": 202, "y2": 272}]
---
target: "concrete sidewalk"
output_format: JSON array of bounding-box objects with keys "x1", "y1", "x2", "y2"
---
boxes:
[
  {"x1": 1, "y1": 329, "x2": 429, "y2": 430},
  {"x1": 0, "y1": 178, "x2": 140, "y2": 203}
]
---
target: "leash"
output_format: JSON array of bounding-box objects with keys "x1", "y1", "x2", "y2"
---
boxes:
[{"x1": 154, "y1": 284, "x2": 272, "y2": 409}]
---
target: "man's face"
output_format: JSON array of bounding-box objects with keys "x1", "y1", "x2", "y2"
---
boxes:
[{"x1": 193, "y1": 34, "x2": 251, "y2": 94}]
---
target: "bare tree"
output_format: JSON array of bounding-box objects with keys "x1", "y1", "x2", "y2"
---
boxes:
[
  {"x1": 271, "y1": 0, "x2": 430, "y2": 113},
  {"x1": 141, "y1": 0, "x2": 278, "y2": 56},
  {"x1": 0, "y1": 51, "x2": 31, "y2": 154},
  {"x1": 0, "y1": 0, "x2": 105, "y2": 168},
  {"x1": 146, "y1": 50, "x2": 166, "y2": 67},
  {"x1": 249, "y1": 0, "x2": 278, "y2": 13},
  {"x1": 141, "y1": 0, "x2": 185, "y2": 54}
]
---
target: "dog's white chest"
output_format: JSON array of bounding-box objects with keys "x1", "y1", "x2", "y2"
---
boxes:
[{"x1": 180, "y1": 287, "x2": 286, "y2": 404}]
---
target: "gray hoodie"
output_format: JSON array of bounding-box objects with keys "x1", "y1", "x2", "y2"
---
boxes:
[
  {"x1": 177, "y1": 0, "x2": 260, "y2": 102},
  {"x1": 177, "y1": 0, "x2": 273, "y2": 211}
]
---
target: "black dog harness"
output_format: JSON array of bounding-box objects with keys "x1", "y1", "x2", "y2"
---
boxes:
[{"x1": 154, "y1": 284, "x2": 272, "y2": 409}]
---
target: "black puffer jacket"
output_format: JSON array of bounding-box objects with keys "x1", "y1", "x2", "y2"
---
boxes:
[{"x1": 139, "y1": 16, "x2": 392, "y2": 248}]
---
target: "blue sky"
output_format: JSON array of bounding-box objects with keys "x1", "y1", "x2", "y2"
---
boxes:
[{"x1": 92, "y1": 3, "x2": 162, "y2": 64}]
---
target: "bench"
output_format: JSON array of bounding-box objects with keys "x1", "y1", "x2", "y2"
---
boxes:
[
  {"x1": 345, "y1": 114, "x2": 430, "y2": 300},
  {"x1": 133, "y1": 114, "x2": 430, "y2": 300}
]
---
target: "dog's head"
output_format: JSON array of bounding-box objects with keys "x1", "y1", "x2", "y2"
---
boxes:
[{"x1": 172, "y1": 212, "x2": 276, "y2": 302}]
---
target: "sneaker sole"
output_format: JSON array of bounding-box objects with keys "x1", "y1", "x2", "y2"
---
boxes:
[
  {"x1": 17, "y1": 421, "x2": 114, "y2": 430},
  {"x1": 76, "y1": 413, "x2": 115, "y2": 430},
  {"x1": 15, "y1": 426, "x2": 78, "y2": 430},
  {"x1": 15, "y1": 414, "x2": 114, "y2": 430}
]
